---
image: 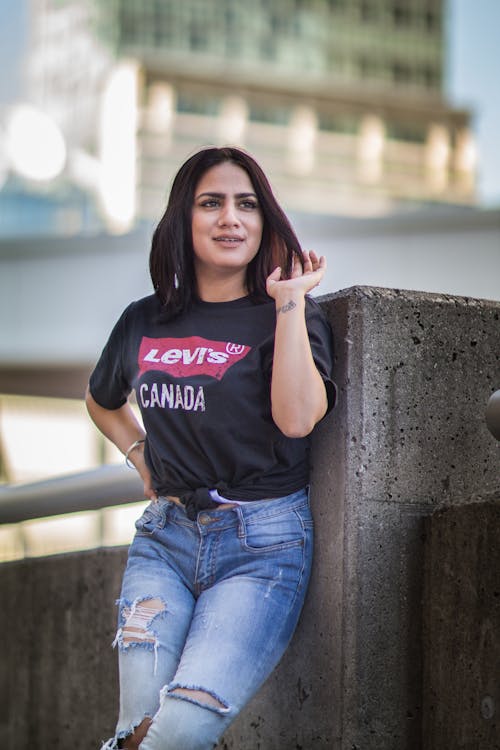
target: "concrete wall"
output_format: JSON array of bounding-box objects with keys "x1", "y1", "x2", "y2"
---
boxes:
[
  {"x1": 0, "y1": 547, "x2": 127, "y2": 749},
  {"x1": 0, "y1": 287, "x2": 499, "y2": 749},
  {"x1": 422, "y1": 494, "x2": 500, "y2": 749}
]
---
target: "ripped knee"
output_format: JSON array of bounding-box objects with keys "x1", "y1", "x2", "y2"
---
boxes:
[
  {"x1": 102, "y1": 716, "x2": 153, "y2": 750},
  {"x1": 119, "y1": 717, "x2": 152, "y2": 749},
  {"x1": 171, "y1": 688, "x2": 226, "y2": 710},
  {"x1": 164, "y1": 684, "x2": 230, "y2": 714},
  {"x1": 113, "y1": 597, "x2": 167, "y2": 674},
  {"x1": 120, "y1": 597, "x2": 165, "y2": 645}
]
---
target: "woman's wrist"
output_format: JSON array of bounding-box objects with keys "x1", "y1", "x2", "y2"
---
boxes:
[
  {"x1": 124, "y1": 438, "x2": 146, "y2": 468},
  {"x1": 274, "y1": 290, "x2": 306, "y2": 315}
]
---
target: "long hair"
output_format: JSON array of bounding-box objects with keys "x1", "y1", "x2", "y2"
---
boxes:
[{"x1": 149, "y1": 146, "x2": 303, "y2": 318}]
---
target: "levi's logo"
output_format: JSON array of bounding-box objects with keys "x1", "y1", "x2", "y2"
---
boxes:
[{"x1": 138, "y1": 336, "x2": 251, "y2": 380}]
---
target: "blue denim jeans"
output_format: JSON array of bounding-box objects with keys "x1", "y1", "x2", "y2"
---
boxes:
[{"x1": 102, "y1": 487, "x2": 313, "y2": 750}]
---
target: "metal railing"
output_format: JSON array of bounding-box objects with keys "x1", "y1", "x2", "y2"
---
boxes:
[{"x1": 0, "y1": 464, "x2": 144, "y2": 524}]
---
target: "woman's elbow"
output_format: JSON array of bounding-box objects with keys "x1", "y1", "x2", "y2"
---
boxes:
[
  {"x1": 85, "y1": 386, "x2": 97, "y2": 412},
  {"x1": 272, "y1": 411, "x2": 318, "y2": 439},
  {"x1": 85, "y1": 386, "x2": 108, "y2": 421},
  {"x1": 282, "y1": 423, "x2": 315, "y2": 439}
]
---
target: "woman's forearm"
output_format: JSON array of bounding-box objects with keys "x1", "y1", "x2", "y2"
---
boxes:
[
  {"x1": 85, "y1": 388, "x2": 156, "y2": 499},
  {"x1": 270, "y1": 290, "x2": 327, "y2": 438},
  {"x1": 85, "y1": 387, "x2": 145, "y2": 455}
]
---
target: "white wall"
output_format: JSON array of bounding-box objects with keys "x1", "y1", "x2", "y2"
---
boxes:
[
  {"x1": 1, "y1": 227, "x2": 152, "y2": 364},
  {"x1": 292, "y1": 208, "x2": 500, "y2": 303},
  {"x1": 1, "y1": 209, "x2": 499, "y2": 365}
]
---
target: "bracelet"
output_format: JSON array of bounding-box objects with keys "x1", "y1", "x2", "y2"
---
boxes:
[{"x1": 125, "y1": 438, "x2": 145, "y2": 468}]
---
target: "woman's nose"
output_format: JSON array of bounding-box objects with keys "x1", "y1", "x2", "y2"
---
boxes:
[{"x1": 218, "y1": 203, "x2": 239, "y2": 226}]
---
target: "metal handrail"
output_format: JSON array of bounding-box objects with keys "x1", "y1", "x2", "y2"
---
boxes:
[
  {"x1": 0, "y1": 464, "x2": 144, "y2": 524},
  {"x1": 486, "y1": 390, "x2": 500, "y2": 441}
]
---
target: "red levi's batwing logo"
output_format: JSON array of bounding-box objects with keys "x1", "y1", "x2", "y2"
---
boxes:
[{"x1": 138, "y1": 336, "x2": 251, "y2": 380}]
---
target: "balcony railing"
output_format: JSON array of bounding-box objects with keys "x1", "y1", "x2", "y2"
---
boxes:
[
  {"x1": 0, "y1": 464, "x2": 144, "y2": 524},
  {"x1": 0, "y1": 465, "x2": 146, "y2": 560}
]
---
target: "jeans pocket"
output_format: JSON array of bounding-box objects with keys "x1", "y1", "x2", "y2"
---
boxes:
[
  {"x1": 239, "y1": 509, "x2": 307, "y2": 553},
  {"x1": 134, "y1": 501, "x2": 166, "y2": 536}
]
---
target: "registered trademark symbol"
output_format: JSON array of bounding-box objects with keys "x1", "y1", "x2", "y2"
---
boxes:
[{"x1": 226, "y1": 343, "x2": 245, "y2": 355}]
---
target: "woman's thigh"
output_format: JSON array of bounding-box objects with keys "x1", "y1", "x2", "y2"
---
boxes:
[
  {"x1": 141, "y1": 489, "x2": 314, "y2": 750},
  {"x1": 113, "y1": 502, "x2": 198, "y2": 737}
]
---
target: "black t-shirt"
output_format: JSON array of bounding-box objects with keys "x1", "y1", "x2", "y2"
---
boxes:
[{"x1": 89, "y1": 293, "x2": 336, "y2": 501}]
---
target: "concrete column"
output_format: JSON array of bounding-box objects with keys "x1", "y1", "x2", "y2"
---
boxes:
[
  {"x1": 357, "y1": 114, "x2": 385, "y2": 184},
  {"x1": 425, "y1": 123, "x2": 450, "y2": 194},
  {"x1": 287, "y1": 105, "x2": 317, "y2": 175}
]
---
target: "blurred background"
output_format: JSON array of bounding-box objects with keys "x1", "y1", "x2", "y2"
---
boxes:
[{"x1": 0, "y1": 0, "x2": 498, "y2": 558}]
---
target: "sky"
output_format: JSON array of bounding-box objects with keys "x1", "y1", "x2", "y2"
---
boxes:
[
  {"x1": 446, "y1": 0, "x2": 500, "y2": 206},
  {"x1": 0, "y1": 0, "x2": 499, "y2": 207}
]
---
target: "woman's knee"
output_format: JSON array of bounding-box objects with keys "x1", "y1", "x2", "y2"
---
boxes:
[
  {"x1": 141, "y1": 686, "x2": 231, "y2": 750},
  {"x1": 119, "y1": 717, "x2": 152, "y2": 749}
]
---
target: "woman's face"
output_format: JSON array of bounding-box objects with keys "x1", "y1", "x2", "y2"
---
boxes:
[{"x1": 191, "y1": 161, "x2": 264, "y2": 288}]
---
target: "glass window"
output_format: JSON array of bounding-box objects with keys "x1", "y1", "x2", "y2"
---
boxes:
[
  {"x1": 260, "y1": 36, "x2": 276, "y2": 61},
  {"x1": 392, "y1": 4, "x2": 412, "y2": 26},
  {"x1": 327, "y1": 0, "x2": 348, "y2": 10},
  {"x1": 177, "y1": 92, "x2": 218, "y2": 116},
  {"x1": 392, "y1": 61, "x2": 412, "y2": 84},
  {"x1": 424, "y1": 8, "x2": 441, "y2": 32},
  {"x1": 358, "y1": 55, "x2": 378, "y2": 79},
  {"x1": 248, "y1": 103, "x2": 289, "y2": 125},
  {"x1": 189, "y1": 20, "x2": 207, "y2": 51},
  {"x1": 318, "y1": 112, "x2": 358, "y2": 134},
  {"x1": 422, "y1": 65, "x2": 440, "y2": 89},
  {"x1": 118, "y1": 0, "x2": 139, "y2": 45},
  {"x1": 387, "y1": 122, "x2": 426, "y2": 143},
  {"x1": 359, "y1": 0, "x2": 378, "y2": 22}
]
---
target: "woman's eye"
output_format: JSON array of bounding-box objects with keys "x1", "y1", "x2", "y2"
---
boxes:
[
  {"x1": 240, "y1": 200, "x2": 258, "y2": 210},
  {"x1": 200, "y1": 199, "x2": 219, "y2": 208}
]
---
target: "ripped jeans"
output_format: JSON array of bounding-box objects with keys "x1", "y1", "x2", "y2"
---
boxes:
[{"x1": 103, "y1": 487, "x2": 313, "y2": 750}]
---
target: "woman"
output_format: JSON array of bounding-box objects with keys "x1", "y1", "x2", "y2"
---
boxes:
[{"x1": 87, "y1": 146, "x2": 336, "y2": 750}]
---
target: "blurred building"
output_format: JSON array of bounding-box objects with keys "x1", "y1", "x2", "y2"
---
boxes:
[
  {"x1": 0, "y1": 0, "x2": 489, "y2": 558},
  {"x1": 21, "y1": 0, "x2": 476, "y2": 232}
]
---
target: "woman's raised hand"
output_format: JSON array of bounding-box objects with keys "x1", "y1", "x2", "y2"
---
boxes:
[{"x1": 266, "y1": 250, "x2": 327, "y2": 300}]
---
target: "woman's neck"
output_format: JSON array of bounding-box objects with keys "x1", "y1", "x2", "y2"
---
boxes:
[{"x1": 196, "y1": 274, "x2": 247, "y2": 303}]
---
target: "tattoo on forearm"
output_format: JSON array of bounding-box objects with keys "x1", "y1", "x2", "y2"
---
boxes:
[{"x1": 277, "y1": 300, "x2": 297, "y2": 314}]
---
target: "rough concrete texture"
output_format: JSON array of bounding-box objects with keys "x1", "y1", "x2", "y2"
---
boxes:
[
  {"x1": 423, "y1": 496, "x2": 500, "y2": 750},
  {"x1": 0, "y1": 286, "x2": 498, "y2": 749},
  {"x1": 320, "y1": 287, "x2": 499, "y2": 750},
  {"x1": 0, "y1": 547, "x2": 127, "y2": 749}
]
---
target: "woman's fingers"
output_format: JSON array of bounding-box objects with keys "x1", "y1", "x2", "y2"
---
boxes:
[
  {"x1": 302, "y1": 250, "x2": 313, "y2": 273},
  {"x1": 303, "y1": 250, "x2": 326, "y2": 273},
  {"x1": 267, "y1": 254, "x2": 327, "y2": 297},
  {"x1": 291, "y1": 255, "x2": 303, "y2": 278}
]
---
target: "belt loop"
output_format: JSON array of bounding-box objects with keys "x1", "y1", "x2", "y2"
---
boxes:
[{"x1": 235, "y1": 504, "x2": 246, "y2": 538}]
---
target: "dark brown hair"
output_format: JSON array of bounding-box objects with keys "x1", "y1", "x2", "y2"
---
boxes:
[{"x1": 149, "y1": 146, "x2": 303, "y2": 318}]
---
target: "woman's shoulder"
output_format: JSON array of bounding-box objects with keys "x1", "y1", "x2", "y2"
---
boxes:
[
  {"x1": 122, "y1": 293, "x2": 161, "y2": 320},
  {"x1": 305, "y1": 294, "x2": 329, "y2": 319}
]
